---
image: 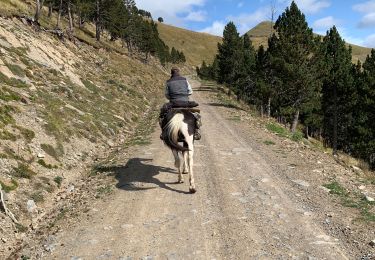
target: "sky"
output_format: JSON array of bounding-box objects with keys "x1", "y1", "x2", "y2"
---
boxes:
[{"x1": 135, "y1": 0, "x2": 375, "y2": 48}]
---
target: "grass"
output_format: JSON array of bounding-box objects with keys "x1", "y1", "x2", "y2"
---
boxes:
[
  {"x1": 264, "y1": 140, "x2": 275, "y2": 145},
  {"x1": 30, "y1": 191, "x2": 44, "y2": 203},
  {"x1": 11, "y1": 163, "x2": 36, "y2": 179},
  {"x1": 37, "y1": 159, "x2": 58, "y2": 169},
  {"x1": 41, "y1": 143, "x2": 64, "y2": 161},
  {"x1": 0, "y1": 105, "x2": 16, "y2": 127},
  {"x1": 14, "y1": 125, "x2": 35, "y2": 142},
  {"x1": 0, "y1": 129, "x2": 17, "y2": 141},
  {"x1": 158, "y1": 22, "x2": 221, "y2": 66},
  {"x1": 0, "y1": 86, "x2": 21, "y2": 101},
  {"x1": 53, "y1": 176, "x2": 63, "y2": 188},
  {"x1": 324, "y1": 181, "x2": 375, "y2": 222},
  {"x1": 0, "y1": 179, "x2": 19, "y2": 192},
  {"x1": 266, "y1": 122, "x2": 304, "y2": 142},
  {"x1": 5, "y1": 62, "x2": 26, "y2": 78}
]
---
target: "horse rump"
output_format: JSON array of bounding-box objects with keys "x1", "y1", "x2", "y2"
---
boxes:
[{"x1": 162, "y1": 111, "x2": 189, "y2": 151}]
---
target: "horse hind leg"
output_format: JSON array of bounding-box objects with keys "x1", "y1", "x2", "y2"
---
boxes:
[
  {"x1": 182, "y1": 151, "x2": 189, "y2": 174},
  {"x1": 172, "y1": 150, "x2": 183, "y2": 183}
]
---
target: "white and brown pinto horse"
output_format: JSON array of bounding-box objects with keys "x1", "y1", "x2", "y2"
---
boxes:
[{"x1": 162, "y1": 109, "x2": 197, "y2": 193}]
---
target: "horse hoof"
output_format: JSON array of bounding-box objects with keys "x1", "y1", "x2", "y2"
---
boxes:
[{"x1": 189, "y1": 187, "x2": 197, "y2": 193}]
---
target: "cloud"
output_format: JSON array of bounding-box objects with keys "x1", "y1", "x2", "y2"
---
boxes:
[
  {"x1": 279, "y1": 0, "x2": 330, "y2": 14},
  {"x1": 353, "y1": 1, "x2": 375, "y2": 13},
  {"x1": 135, "y1": 0, "x2": 206, "y2": 25},
  {"x1": 353, "y1": 1, "x2": 375, "y2": 28},
  {"x1": 227, "y1": 7, "x2": 269, "y2": 34},
  {"x1": 313, "y1": 16, "x2": 341, "y2": 30},
  {"x1": 364, "y1": 34, "x2": 375, "y2": 47},
  {"x1": 358, "y1": 13, "x2": 375, "y2": 28},
  {"x1": 185, "y1": 11, "x2": 207, "y2": 22},
  {"x1": 200, "y1": 21, "x2": 226, "y2": 36}
]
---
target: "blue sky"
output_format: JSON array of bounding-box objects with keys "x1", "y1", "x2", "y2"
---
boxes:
[{"x1": 136, "y1": 0, "x2": 375, "y2": 48}]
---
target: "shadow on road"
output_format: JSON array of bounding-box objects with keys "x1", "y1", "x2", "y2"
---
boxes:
[
  {"x1": 207, "y1": 102, "x2": 244, "y2": 111},
  {"x1": 193, "y1": 87, "x2": 217, "y2": 92},
  {"x1": 96, "y1": 158, "x2": 191, "y2": 194}
]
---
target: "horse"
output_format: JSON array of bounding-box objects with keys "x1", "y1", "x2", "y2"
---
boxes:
[{"x1": 162, "y1": 109, "x2": 197, "y2": 193}]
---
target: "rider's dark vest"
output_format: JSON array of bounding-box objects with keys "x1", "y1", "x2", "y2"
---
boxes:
[{"x1": 166, "y1": 76, "x2": 190, "y2": 102}]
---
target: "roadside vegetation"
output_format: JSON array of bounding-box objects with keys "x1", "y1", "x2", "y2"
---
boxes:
[{"x1": 197, "y1": 1, "x2": 375, "y2": 170}]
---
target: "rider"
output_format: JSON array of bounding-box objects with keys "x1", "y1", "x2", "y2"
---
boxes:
[{"x1": 160, "y1": 67, "x2": 201, "y2": 140}]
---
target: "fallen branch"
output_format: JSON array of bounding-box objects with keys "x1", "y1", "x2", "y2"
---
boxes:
[{"x1": 0, "y1": 184, "x2": 19, "y2": 224}]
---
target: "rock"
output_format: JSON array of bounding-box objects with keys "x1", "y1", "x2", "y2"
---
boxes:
[
  {"x1": 292, "y1": 179, "x2": 310, "y2": 188},
  {"x1": 369, "y1": 240, "x2": 375, "y2": 247},
  {"x1": 66, "y1": 185, "x2": 75, "y2": 193},
  {"x1": 359, "y1": 185, "x2": 366, "y2": 190},
  {"x1": 365, "y1": 195, "x2": 374, "y2": 202},
  {"x1": 107, "y1": 140, "x2": 115, "y2": 147},
  {"x1": 20, "y1": 96, "x2": 29, "y2": 104},
  {"x1": 351, "y1": 165, "x2": 363, "y2": 173},
  {"x1": 1, "y1": 237, "x2": 7, "y2": 243},
  {"x1": 37, "y1": 153, "x2": 45, "y2": 159},
  {"x1": 27, "y1": 200, "x2": 37, "y2": 213}
]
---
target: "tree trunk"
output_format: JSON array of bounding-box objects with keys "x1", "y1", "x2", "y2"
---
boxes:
[
  {"x1": 48, "y1": 3, "x2": 52, "y2": 17},
  {"x1": 290, "y1": 109, "x2": 300, "y2": 133},
  {"x1": 68, "y1": 0, "x2": 74, "y2": 33},
  {"x1": 35, "y1": 0, "x2": 45, "y2": 22},
  {"x1": 333, "y1": 85, "x2": 338, "y2": 155},
  {"x1": 56, "y1": 0, "x2": 63, "y2": 28},
  {"x1": 95, "y1": 0, "x2": 101, "y2": 41},
  {"x1": 260, "y1": 103, "x2": 264, "y2": 118},
  {"x1": 267, "y1": 97, "x2": 271, "y2": 117}
]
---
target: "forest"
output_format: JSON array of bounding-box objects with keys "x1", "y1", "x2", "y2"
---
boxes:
[{"x1": 197, "y1": 1, "x2": 375, "y2": 168}]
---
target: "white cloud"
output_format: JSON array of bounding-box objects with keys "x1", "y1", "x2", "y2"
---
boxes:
[
  {"x1": 353, "y1": 1, "x2": 375, "y2": 13},
  {"x1": 278, "y1": 0, "x2": 330, "y2": 14},
  {"x1": 135, "y1": 0, "x2": 206, "y2": 25},
  {"x1": 353, "y1": 1, "x2": 375, "y2": 28},
  {"x1": 313, "y1": 16, "x2": 341, "y2": 30},
  {"x1": 364, "y1": 34, "x2": 375, "y2": 47},
  {"x1": 227, "y1": 7, "x2": 269, "y2": 34},
  {"x1": 185, "y1": 11, "x2": 207, "y2": 22},
  {"x1": 200, "y1": 21, "x2": 226, "y2": 36},
  {"x1": 358, "y1": 12, "x2": 375, "y2": 28},
  {"x1": 336, "y1": 27, "x2": 363, "y2": 46}
]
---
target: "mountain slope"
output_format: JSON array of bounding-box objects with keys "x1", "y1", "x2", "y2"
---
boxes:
[
  {"x1": 246, "y1": 21, "x2": 372, "y2": 62},
  {"x1": 158, "y1": 22, "x2": 222, "y2": 67}
]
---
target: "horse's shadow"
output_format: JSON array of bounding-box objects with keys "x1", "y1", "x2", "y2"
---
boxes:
[{"x1": 97, "y1": 158, "x2": 191, "y2": 194}]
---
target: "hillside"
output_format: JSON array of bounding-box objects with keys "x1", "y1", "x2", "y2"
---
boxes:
[
  {"x1": 0, "y1": 9, "x2": 170, "y2": 259},
  {"x1": 246, "y1": 21, "x2": 373, "y2": 63},
  {"x1": 158, "y1": 22, "x2": 222, "y2": 67}
]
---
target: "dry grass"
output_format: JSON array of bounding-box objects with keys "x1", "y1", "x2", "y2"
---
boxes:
[
  {"x1": 158, "y1": 22, "x2": 222, "y2": 66},
  {"x1": 0, "y1": 0, "x2": 32, "y2": 17}
]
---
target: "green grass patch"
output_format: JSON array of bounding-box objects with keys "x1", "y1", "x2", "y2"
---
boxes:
[
  {"x1": 0, "y1": 105, "x2": 16, "y2": 127},
  {"x1": 11, "y1": 163, "x2": 36, "y2": 179},
  {"x1": 324, "y1": 181, "x2": 375, "y2": 222},
  {"x1": 5, "y1": 62, "x2": 25, "y2": 78},
  {"x1": 266, "y1": 123, "x2": 289, "y2": 137},
  {"x1": 82, "y1": 79, "x2": 100, "y2": 93},
  {"x1": 0, "y1": 129, "x2": 17, "y2": 141},
  {"x1": 264, "y1": 140, "x2": 275, "y2": 145},
  {"x1": 53, "y1": 176, "x2": 63, "y2": 188},
  {"x1": 0, "y1": 179, "x2": 18, "y2": 192},
  {"x1": 30, "y1": 191, "x2": 44, "y2": 202},
  {"x1": 0, "y1": 87, "x2": 21, "y2": 101},
  {"x1": 41, "y1": 143, "x2": 64, "y2": 161},
  {"x1": 96, "y1": 185, "x2": 113, "y2": 197},
  {"x1": 323, "y1": 181, "x2": 348, "y2": 196},
  {"x1": 14, "y1": 125, "x2": 35, "y2": 142},
  {"x1": 37, "y1": 159, "x2": 58, "y2": 169}
]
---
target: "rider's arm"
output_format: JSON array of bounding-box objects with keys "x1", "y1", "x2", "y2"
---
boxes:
[
  {"x1": 187, "y1": 80, "x2": 193, "y2": 95},
  {"x1": 165, "y1": 83, "x2": 170, "y2": 100}
]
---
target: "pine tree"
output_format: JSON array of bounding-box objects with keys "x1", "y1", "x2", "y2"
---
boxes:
[
  {"x1": 217, "y1": 22, "x2": 244, "y2": 91},
  {"x1": 321, "y1": 26, "x2": 356, "y2": 154},
  {"x1": 272, "y1": 1, "x2": 321, "y2": 132}
]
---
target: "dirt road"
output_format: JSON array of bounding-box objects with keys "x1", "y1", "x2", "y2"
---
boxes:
[{"x1": 36, "y1": 79, "x2": 351, "y2": 259}]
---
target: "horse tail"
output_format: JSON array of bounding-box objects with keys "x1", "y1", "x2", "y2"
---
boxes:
[{"x1": 162, "y1": 112, "x2": 189, "y2": 152}]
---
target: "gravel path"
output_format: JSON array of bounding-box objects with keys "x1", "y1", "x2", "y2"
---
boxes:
[{"x1": 43, "y1": 79, "x2": 350, "y2": 259}]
